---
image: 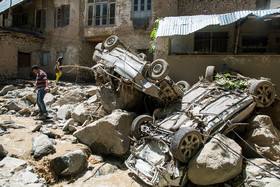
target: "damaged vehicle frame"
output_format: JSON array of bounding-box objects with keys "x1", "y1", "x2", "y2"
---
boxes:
[
  {"x1": 91, "y1": 35, "x2": 188, "y2": 104},
  {"x1": 125, "y1": 66, "x2": 276, "y2": 186}
]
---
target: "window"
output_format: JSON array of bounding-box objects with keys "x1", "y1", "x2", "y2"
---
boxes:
[
  {"x1": 241, "y1": 36, "x2": 268, "y2": 53},
  {"x1": 131, "y1": 0, "x2": 152, "y2": 19},
  {"x1": 194, "y1": 32, "x2": 228, "y2": 53},
  {"x1": 42, "y1": 52, "x2": 49, "y2": 66},
  {"x1": 87, "y1": 0, "x2": 115, "y2": 26},
  {"x1": 55, "y1": 5, "x2": 70, "y2": 27},
  {"x1": 36, "y1": 9, "x2": 46, "y2": 29}
]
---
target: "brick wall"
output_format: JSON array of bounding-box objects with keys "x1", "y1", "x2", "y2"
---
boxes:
[{"x1": 178, "y1": 0, "x2": 256, "y2": 15}]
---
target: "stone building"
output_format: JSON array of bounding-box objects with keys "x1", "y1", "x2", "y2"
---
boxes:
[
  {"x1": 154, "y1": 0, "x2": 280, "y2": 95},
  {"x1": 0, "y1": 0, "x2": 177, "y2": 81},
  {"x1": 0, "y1": 0, "x2": 279, "y2": 83}
]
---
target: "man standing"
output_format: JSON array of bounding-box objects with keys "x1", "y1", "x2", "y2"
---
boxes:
[{"x1": 31, "y1": 65, "x2": 49, "y2": 120}]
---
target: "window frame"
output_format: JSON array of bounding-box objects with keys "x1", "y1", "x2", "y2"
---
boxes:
[
  {"x1": 55, "y1": 4, "x2": 70, "y2": 28},
  {"x1": 42, "y1": 52, "x2": 50, "y2": 66},
  {"x1": 194, "y1": 31, "x2": 229, "y2": 54},
  {"x1": 131, "y1": 0, "x2": 152, "y2": 20},
  {"x1": 87, "y1": 0, "x2": 116, "y2": 27},
  {"x1": 35, "y1": 9, "x2": 46, "y2": 29}
]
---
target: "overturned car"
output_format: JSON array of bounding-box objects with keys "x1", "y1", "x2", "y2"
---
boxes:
[
  {"x1": 125, "y1": 66, "x2": 276, "y2": 186},
  {"x1": 91, "y1": 35, "x2": 188, "y2": 105}
]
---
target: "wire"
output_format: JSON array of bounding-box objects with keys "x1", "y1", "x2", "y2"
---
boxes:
[{"x1": 202, "y1": 133, "x2": 280, "y2": 180}]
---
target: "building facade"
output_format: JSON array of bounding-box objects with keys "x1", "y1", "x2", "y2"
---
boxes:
[{"x1": 0, "y1": 0, "x2": 279, "y2": 82}]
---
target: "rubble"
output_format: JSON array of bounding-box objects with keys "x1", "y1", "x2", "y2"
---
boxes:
[
  {"x1": 0, "y1": 35, "x2": 279, "y2": 186},
  {"x1": 188, "y1": 133, "x2": 243, "y2": 185}
]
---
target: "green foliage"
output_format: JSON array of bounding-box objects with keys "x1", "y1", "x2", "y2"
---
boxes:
[
  {"x1": 215, "y1": 73, "x2": 249, "y2": 89},
  {"x1": 149, "y1": 18, "x2": 162, "y2": 54}
]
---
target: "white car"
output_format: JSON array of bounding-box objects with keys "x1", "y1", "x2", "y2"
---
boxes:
[
  {"x1": 92, "y1": 35, "x2": 189, "y2": 104},
  {"x1": 125, "y1": 66, "x2": 276, "y2": 186}
]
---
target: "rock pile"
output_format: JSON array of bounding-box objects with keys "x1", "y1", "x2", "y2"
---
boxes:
[{"x1": 0, "y1": 80, "x2": 279, "y2": 186}]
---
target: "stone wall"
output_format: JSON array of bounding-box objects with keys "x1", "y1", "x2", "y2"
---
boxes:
[{"x1": 178, "y1": 0, "x2": 256, "y2": 15}]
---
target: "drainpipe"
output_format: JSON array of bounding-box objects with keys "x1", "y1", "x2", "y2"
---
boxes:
[
  {"x1": 7, "y1": 0, "x2": 13, "y2": 27},
  {"x1": 234, "y1": 21, "x2": 240, "y2": 55}
]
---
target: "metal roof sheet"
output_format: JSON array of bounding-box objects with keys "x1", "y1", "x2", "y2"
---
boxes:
[
  {"x1": 0, "y1": 0, "x2": 25, "y2": 13},
  {"x1": 156, "y1": 9, "x2": 280, "y2": 37}
]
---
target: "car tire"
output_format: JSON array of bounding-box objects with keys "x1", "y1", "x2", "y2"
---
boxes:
[
  {"x1": 104, "y1": 35, "x2": 120, "y2": 51},
  {"x1": 131, "y1": 115, "x2": 153, "y2": 139},
  {"x1": 249, "y1": 80, "x2": 276, "y2": 108},
  {"x1": 205, "y1": 66, "x2": 216, "y2": 82},
  {"x1": 148, "y1": 59, "x2": 169, "y2": 80},
  {"x1": 176, "y1": 81, "x2": 190, "y2": 93},
  {"x1": 170, "y1": 128, "x2": 202, "y2": 163},
  {"x1": 95, "y1": 43, "x2": 104, "y2": 52},
  {"x1": 137, "y1": 53, "x2": 147, "y2": 60}
]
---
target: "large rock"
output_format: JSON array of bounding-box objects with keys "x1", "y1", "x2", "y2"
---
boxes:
[
  {"x1": 0, "y1": 85, "x2": 16, "y2": 96},
  {"x1": 98, "y1": 85, "x2": 145, "y2": 113},
  {"x1": 55, "y1": 89, "x2": 86, "y2": 106},
  {"x1": 188, "y1": 133, "x2": 243, "y2": 185},
  {"x1": 0, "y1": 157, "x2": 46, "y2": 186},
  {"x1": 44, "y1": 93, "x2": 55, "y2": 105},
  {"x1": 5, "y1": 100, "x2": 28, "y2": 111},
  {"x1": 31, "y1": 134, "x2": 56, "y2": 159},
  {"x1": 240, "y1": 115, "x2": 280, "y2": 161},
  {"x1": 73, "y1": 110, "x2": 136, "y2": 155},
  {"x1": 86, "y1": 86, "x2": 98, "y2": 96},
  {"x1": 0, "y1": 144, "x2": 8, "y2": 159},
  {"x1": 50, "y1": 150, "x2": 87, "y2": 176},
  {"x1": 25, "y1": 93, "x2": 37, "y2": 104},
  {"x1": 71, "y1": 103, "x2": 87, "y2": 124},
  {"x1": 243, "y1": 158, "x2": 280, "y2": 187},
  {"x1": 57, "y1": 104, "x2": 73, "y2": 120}
]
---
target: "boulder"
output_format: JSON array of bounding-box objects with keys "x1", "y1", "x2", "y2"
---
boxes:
[
  {"x1": 86, "y1": 95, "x2": 98, "y2": 105},
  {"x1": 74, "y1": 110, "x2": 136, "y2": 155},
  {"x1": 0, "y1": 144, "x2": 8, "y2": 159},
  {"x1": 3, "y1": 91, "x2": 17, "y2": 98},
  {"x1": 188, "y1": 133, "x2": 243, "y2": 185},
  {"x1": 50, "y1": 150, "x2": 87, "y2": 176},
  {"x1": 18, "y1": 108, "x2": 31, "y2": 115},
  {"x1": 240, "y1": 115, "x2": 280, "y2": 161},
  {"x1": 86, "y1": 86, "x2": 98, "y2": 96},
  {"x1": 71, "y1": 103, "x2": 87, "y2": 124},
  {"x1": 31, "y1": 134, "x2": 56, "y2": 159},
  {"x1": 25, "y1": 93, "x2": 37, "y2": 104},
  {"x1": 55, "y1": 89, "x2": 86, "y2": 106},
  {"x1": 0, "y1": 157, "x2": 46, "y2": 186},
  {"x1": 98, "y1": 85, "x2": 145, "y2": 113},
  {"x1": 44, "y1": 93, "x2": 55, "y2": 105},
  {"x1": 57, "y1": 104, "x2": 73, "y2": 120},
  {"x1": 62, "y1": 118, "x2": 75, "y2": 131},
  {"x1": 0, "y1": 85, "x2": 16, "y2": 96},
  {"x1": 243, "y1": 158, "x2": 280, "y2": 187},
  {"x1": 6, "y1": 100, "x2": 28, "y2": 111}
]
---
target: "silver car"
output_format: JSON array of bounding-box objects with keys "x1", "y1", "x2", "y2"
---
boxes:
[
  {"x1": 125, "y1": 66, "x2": 276, "y2": 186},
  {"x1": 92, "y1": 35, "x2": 189, "y2": 104}
]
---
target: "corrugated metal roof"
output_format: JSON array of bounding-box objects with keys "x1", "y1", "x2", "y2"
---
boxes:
[
  {"x1": 156, "y1": 9, "x2": 280, "y2": 37},
  {"x1": 0, "y1": 0, "x2": 25, "y2": 14}
]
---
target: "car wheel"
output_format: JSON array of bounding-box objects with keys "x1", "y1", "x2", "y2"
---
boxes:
[
  {"x1": 249, "y1": 80, "x2": 276, "y2": 108},
  {"x1": 176, "y1": 81, "x2": 190, "y2": 93},
  {"x1": 205, "y1": 66, "x2": 215, "y2": 82},
  {"x1": 137, "y1": 53, "x2": 147, "y2": 60},
  {"x1": 148, "y1": 59, "x2": 169, "y2": 80},
  {"x1": 170, "y1": 128, "x2": 202, "y2": 163},
  {"x1": 95, "y1": 43, "x2": 104, "y2": 52},
  {"x1": 104, "y1": 35, "x2": 120, "y2": 51},
  {"x1": 131, "y1": 115, "x2": 153, "y2": 139}
]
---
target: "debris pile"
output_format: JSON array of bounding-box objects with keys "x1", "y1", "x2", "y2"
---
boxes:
[{"x1": 0, "y1": 35, "x2": 280, "y2": 186}]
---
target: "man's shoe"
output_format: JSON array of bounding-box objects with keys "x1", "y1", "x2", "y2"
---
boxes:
[{"x1": 34, "y1": 114, "x2": 47, "y2": 120}]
